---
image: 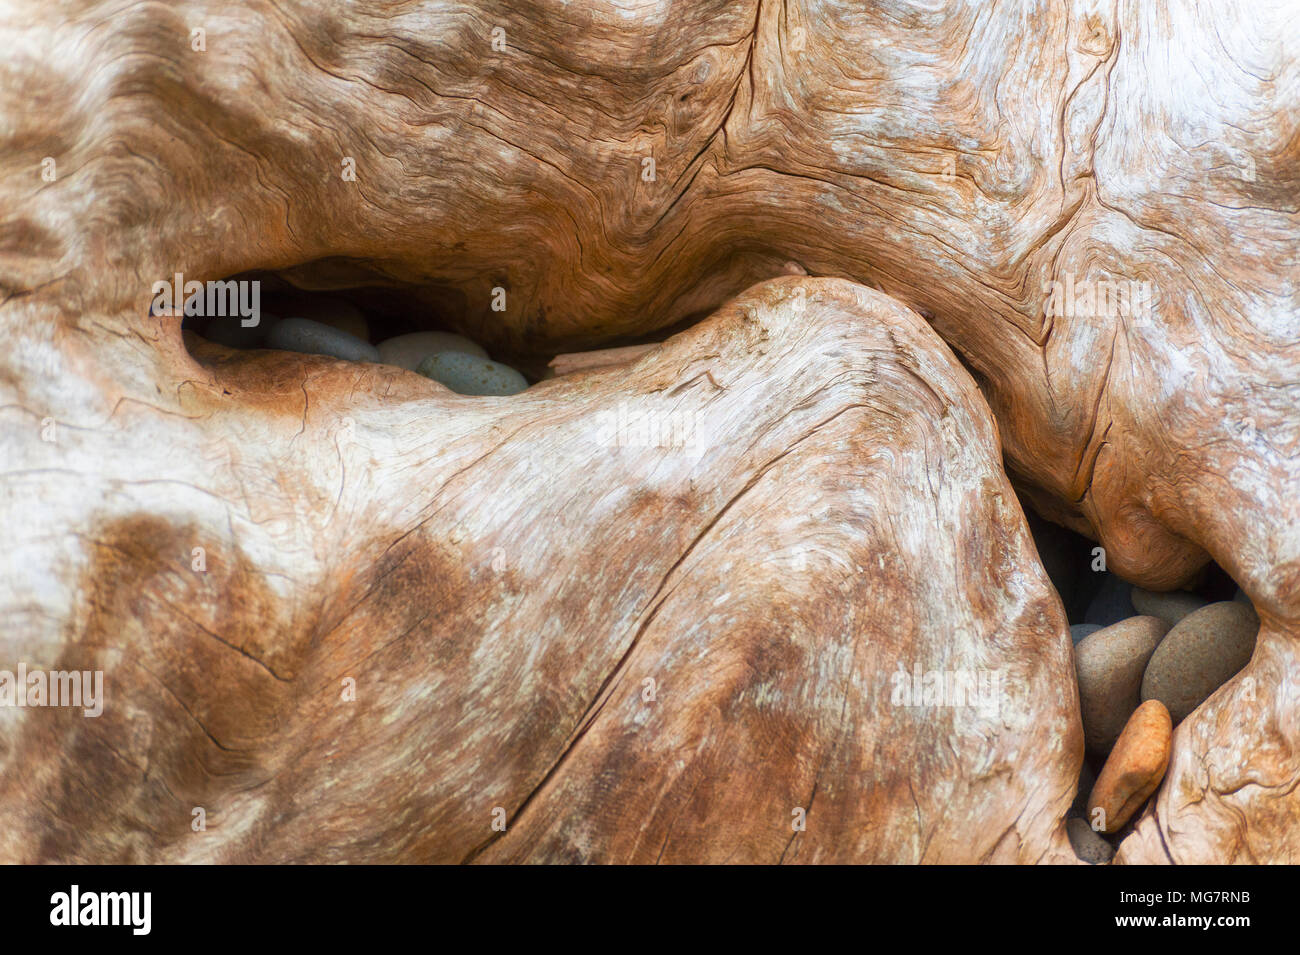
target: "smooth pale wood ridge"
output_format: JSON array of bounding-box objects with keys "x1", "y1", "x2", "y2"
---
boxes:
[
  {"x1": 0, "y1": 0, "x2": 1296, "y2": 861},
  {"x1": 0, "y1": 279, "x2": 1079, "y2": 863},
  {"x1": 549, "y1": 345, "x2": 657, "y2": 377}
]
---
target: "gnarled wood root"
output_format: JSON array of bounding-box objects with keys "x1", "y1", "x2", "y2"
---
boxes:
[
  {"x1": 0, "y1": 278, "x2": 1080, "y2": 863},
  {"x1": 0, "y1": 0, "x2": 1296, "y2": 862}
]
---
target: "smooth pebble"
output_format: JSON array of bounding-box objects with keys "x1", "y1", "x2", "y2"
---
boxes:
[
  {"x1": 377, "y1": 331, "x2": 488, "y2": 370},
  {"x1": 1066, "y1": 816, "x2": 1114, "y2": 865},
  {"x1": 1131, "y1": 587, "x2": 1207, "y2": 626},
  {"x1": 1070, "y1": 623, "x2": 1101, "y2": 645},
  {"x1": 277, "y1": 295, "x2": 369, "y2": 341},
  {"x1": 1087, "y1": 699, "x2": 1171, "y2": 834},
  {"x1": 1140, "y1": 601, "x2": 1258, "y2": 724},
  {"x1": 1075, "y1": 616, "x2": 1170, "y2": 754},
  {"x1": 417, "y1": 351, "x2": 527, "y2": 396},
  {"x1": 1084, "y1": 573, "x2": 1135, "y2": 627},
  {"x1": 266, "y1": 317, "x2": 379, "y2": 362}
]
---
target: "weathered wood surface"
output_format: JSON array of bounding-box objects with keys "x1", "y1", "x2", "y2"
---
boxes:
[
  {"x1": 0, "y1": 279, "x2": 1079, "y2": 862},
  {"x1": 0, "y1": 0, "x2": 1296, "y2": 861}
]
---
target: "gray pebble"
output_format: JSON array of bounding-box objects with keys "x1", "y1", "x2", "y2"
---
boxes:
[
  {"x1": 1141, "y1": 602, "x2": 1259, "y2": 724},
  {"x1": 1076, "y1": 616, "x2": 1170, "y2": 754},
  {"x1": 1067, "y1": 817, "x2": 1114, "y2": 865},
  {"x1": 377, "y1": 331, "x2": 488, "y2": 370},
  {"x1": 1071, "y1": 623, "x2": 1102, "y2": 645},
  {"x1": 1085, "y1": 573, "x2": 1135, "y2": 626},
  {"x1": 266, "y1": 317, "x2": 379, "y2": 363},
  {"x1": 275, "y1": 295, "x2": 369, "y2": 341},
  {"x1": 417, "y1": 351, "x2": 527, "y2": 396},
  {"x1": 1131, "y1": 587, "x2": 1207, "y2": 626}
]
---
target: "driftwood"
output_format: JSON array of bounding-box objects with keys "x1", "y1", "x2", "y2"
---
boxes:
[
  {"x1": 1, "y1": 279, "x2": 1078, "y2": 862},
  {"x1": 549, "y1": 345, "x2": 658, "y2": 377},
  {"x1": 0, "y1": 0, "x2": 1296, "y2": 862}
]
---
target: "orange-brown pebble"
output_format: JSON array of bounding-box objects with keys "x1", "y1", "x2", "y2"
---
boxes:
[{"x1": 1086, "y1": 699, "x2": 1172, "y2": 834}]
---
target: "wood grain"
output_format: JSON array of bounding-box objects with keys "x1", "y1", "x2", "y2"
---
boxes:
[{"x1": 0, "y1": 0, "x2": 1296, "y2": 862}]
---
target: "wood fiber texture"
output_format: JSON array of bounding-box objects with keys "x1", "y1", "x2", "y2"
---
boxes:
[
  {"x1": 0, "y1": 0, "x2": 1296, "y2": 862},
  {"x1": 2, "y1": 279, "x2": 1078, "y2": 863}
]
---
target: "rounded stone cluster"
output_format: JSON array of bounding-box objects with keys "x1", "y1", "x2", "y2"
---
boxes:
[
  {"x1": 1026, "y1": 513, "x2": 1261, "y2": 864},
  {"x1": 191, "y1": 294, "x2": 529, "y2": 396}
]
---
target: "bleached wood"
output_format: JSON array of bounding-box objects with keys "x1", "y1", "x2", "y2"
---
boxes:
[
  {"x1": 0, "y1": 279, "x2": 1080, "y2": 863},
  {"x1": 0, "y1": 0, "x2": 1296, "y2": 862}
]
